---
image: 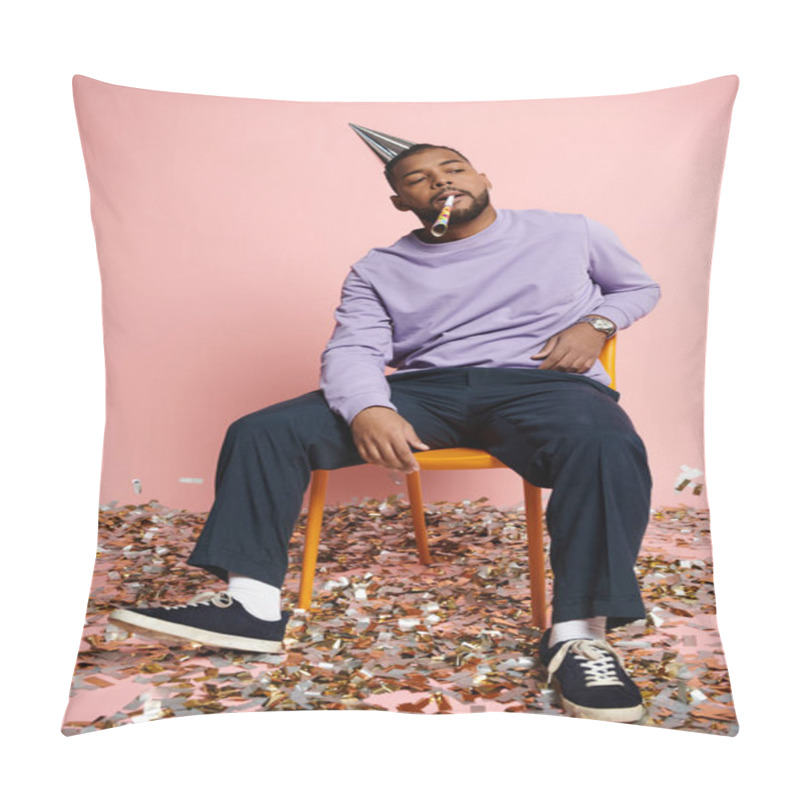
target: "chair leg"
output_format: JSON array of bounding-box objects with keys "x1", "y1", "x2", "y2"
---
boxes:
[
  {"x1": 523, "y1": 481, "x2": 548, "y2": 630},
  {"x1": 405, "y1": 470, "x2": 433, "y2": 565},
  {"x1": 299, "y1": 470, "x2": 329, "y2": 609}
]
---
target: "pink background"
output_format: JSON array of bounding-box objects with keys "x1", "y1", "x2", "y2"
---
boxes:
[{"x1": 73, "y1": 74, "x2": 738, "y2": 511}]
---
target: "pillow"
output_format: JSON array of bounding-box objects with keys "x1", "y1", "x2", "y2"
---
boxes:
[{"x1": 63, "y1": 74, "x2": 739, "y2": 735}]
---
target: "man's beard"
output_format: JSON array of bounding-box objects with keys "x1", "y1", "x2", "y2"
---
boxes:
[{"x1": 413, "y1": 188, "x2": 491, "y2": 227}]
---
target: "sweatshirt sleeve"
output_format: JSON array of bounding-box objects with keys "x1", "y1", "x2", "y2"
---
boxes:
[
  {"x1": 320, "y1": 268, "x2": 398, "y2": 425},
  {"x1": 584, "y1": 216, "x2": 661, "y2": 330}
]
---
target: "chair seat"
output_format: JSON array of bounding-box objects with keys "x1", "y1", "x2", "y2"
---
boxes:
[{"x1": 414, "y1": 447, "x2": 506, "y2": 470}]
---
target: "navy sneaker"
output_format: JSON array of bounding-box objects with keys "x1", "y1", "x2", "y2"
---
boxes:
[
  {"x1": 539, "y1": 629, "x2": 644, "y2": 723},
  {"x1": 109, "y1": 591, "x2": 290, "y2": 653}
]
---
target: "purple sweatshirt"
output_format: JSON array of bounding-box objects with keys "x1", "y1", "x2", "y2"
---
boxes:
[{"x1": 320, "y1": 208, "x2": 660, "y2": 424}]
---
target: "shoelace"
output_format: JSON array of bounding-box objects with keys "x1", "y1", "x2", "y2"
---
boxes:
[
  {"x1": 162, "y1": 591, "x2": 234, "y2": 610},
  {"x1": 546, "y1": 639, "x2": 625, "y2": 688}
]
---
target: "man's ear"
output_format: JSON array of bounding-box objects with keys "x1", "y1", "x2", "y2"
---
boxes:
[
  {"x1": 391, "y1": 194, "x2": 410, "y2": 212},
  {"x1": 480, "y1": 174, "x2": 493, "y2": 191}
]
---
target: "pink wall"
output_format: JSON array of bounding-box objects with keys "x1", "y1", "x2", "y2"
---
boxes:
[{"x1": 73, "y1": 75, "x2": 738, "y2": 512}]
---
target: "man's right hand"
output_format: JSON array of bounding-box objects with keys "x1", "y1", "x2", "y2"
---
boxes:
[{"x1": 350, "y1": 406, "x2": 430, "y2": 473}]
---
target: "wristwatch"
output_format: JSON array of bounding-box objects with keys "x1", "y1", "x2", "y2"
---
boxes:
[{"x1": 577, "y1": 315, "x2": 617, "y2": 338}]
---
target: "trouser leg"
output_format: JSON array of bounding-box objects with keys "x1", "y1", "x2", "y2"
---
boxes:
[
  {"x1": 187, "y1": 379, "x2": 469, "y2": 588},
  {"x1": 187, "y1": 391, "x2": 359, "y2": 586},
  {"x1": 473, "y1": 370, "x2": 652, "y2": 631}
]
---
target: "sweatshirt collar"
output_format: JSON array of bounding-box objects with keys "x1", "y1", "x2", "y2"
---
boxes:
[{"x1": 402, "y1": 208, "x2": 507, "y2": 252}]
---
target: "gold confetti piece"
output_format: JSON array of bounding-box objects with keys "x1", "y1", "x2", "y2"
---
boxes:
[{"x1": 84, "y1": 676, "x2": 115, "y2": 688}]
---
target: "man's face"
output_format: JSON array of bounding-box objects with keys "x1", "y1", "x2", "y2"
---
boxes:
[{"x1": 389, "y1": 147, "x2": 493, "y2": 226}]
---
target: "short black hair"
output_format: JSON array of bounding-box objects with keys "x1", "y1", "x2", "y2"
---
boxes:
[{"x1": 384, "y1": 143, "x2": 472, "y2": 190}]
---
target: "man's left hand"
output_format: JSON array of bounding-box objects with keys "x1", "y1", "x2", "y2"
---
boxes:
[{"x1": 529, "y1": 322, "x2": 608, "y2": 373}]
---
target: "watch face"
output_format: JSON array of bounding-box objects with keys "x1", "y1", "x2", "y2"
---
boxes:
[{"x1": 591, "y1": 319, "x2": 612, "y2": 331}]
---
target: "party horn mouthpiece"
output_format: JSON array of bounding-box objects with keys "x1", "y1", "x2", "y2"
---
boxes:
[{"x1": 431, "y1": 195, "x2": 456, "y2": 237}]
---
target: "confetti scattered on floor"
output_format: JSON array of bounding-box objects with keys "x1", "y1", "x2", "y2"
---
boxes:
[{"x1": 62, "y1": 498, "x2": 736, "y2": 736}]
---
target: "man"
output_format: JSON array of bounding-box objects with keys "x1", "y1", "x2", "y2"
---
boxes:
[{"x1": 111, "y1": 125, "x2": 661, "y2": 723}]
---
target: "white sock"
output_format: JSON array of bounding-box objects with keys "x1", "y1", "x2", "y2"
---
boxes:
[
  {"x1": 228, "y1": 573, "x2": 282, "y2": 621},
  {"x1": 550, "y1": 617, "x2": 607, "y2": 646}
]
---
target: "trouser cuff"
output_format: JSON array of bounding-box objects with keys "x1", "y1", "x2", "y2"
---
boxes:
[
  {"x1": 552, "y1": 594, "x2": 646, "y2": 632},
  {"x1": 187, "y1": 546, "x2": 286, "y2": 588}
]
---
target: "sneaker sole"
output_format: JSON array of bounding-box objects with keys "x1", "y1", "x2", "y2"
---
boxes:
[
  {"x1": 109, "y1": 609, "x2": 284, "y2": 653},
  {"x1": 561, "y1": 696, "x2": 645, "y2": 723},
  {"x1": 550, "y1": 676, "x2": 644, "y2": 723}
]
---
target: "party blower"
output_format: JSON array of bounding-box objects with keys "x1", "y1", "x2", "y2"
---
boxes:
[{"x1": 431, "y1": 194, "x2": 455, "y2": 238}]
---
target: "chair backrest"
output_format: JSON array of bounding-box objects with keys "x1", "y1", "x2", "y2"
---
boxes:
[{"x1": 598, "y1": 336, "x2": 617, "y2": 390}]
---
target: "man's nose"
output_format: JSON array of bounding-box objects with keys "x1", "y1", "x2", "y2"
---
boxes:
[{"x1": 432, "y1": 174, "x2": 452, "y2": 187}]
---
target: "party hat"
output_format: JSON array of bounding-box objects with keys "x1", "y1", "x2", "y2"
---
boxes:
[{"x1": 349, "y1": 123, "x2": 416, "y2": 164}]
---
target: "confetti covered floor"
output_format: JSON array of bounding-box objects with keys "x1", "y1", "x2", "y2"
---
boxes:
[{"x1": 63, "y1": 498, "x2": 737, "y2": 736}]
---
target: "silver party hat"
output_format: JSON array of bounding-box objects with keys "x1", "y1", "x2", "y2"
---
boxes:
[{"x1": 349, "y1": 123, "x2": 416, "y2": 164}]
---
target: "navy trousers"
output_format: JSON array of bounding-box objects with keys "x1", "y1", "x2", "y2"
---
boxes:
[{"x1": 187, "y1": 367, "x2": 652, "y2": 630}]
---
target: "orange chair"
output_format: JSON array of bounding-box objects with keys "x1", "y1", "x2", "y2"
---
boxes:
[{"x1": 299, "y1": 337, "x2": 617, "y2": 629}]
